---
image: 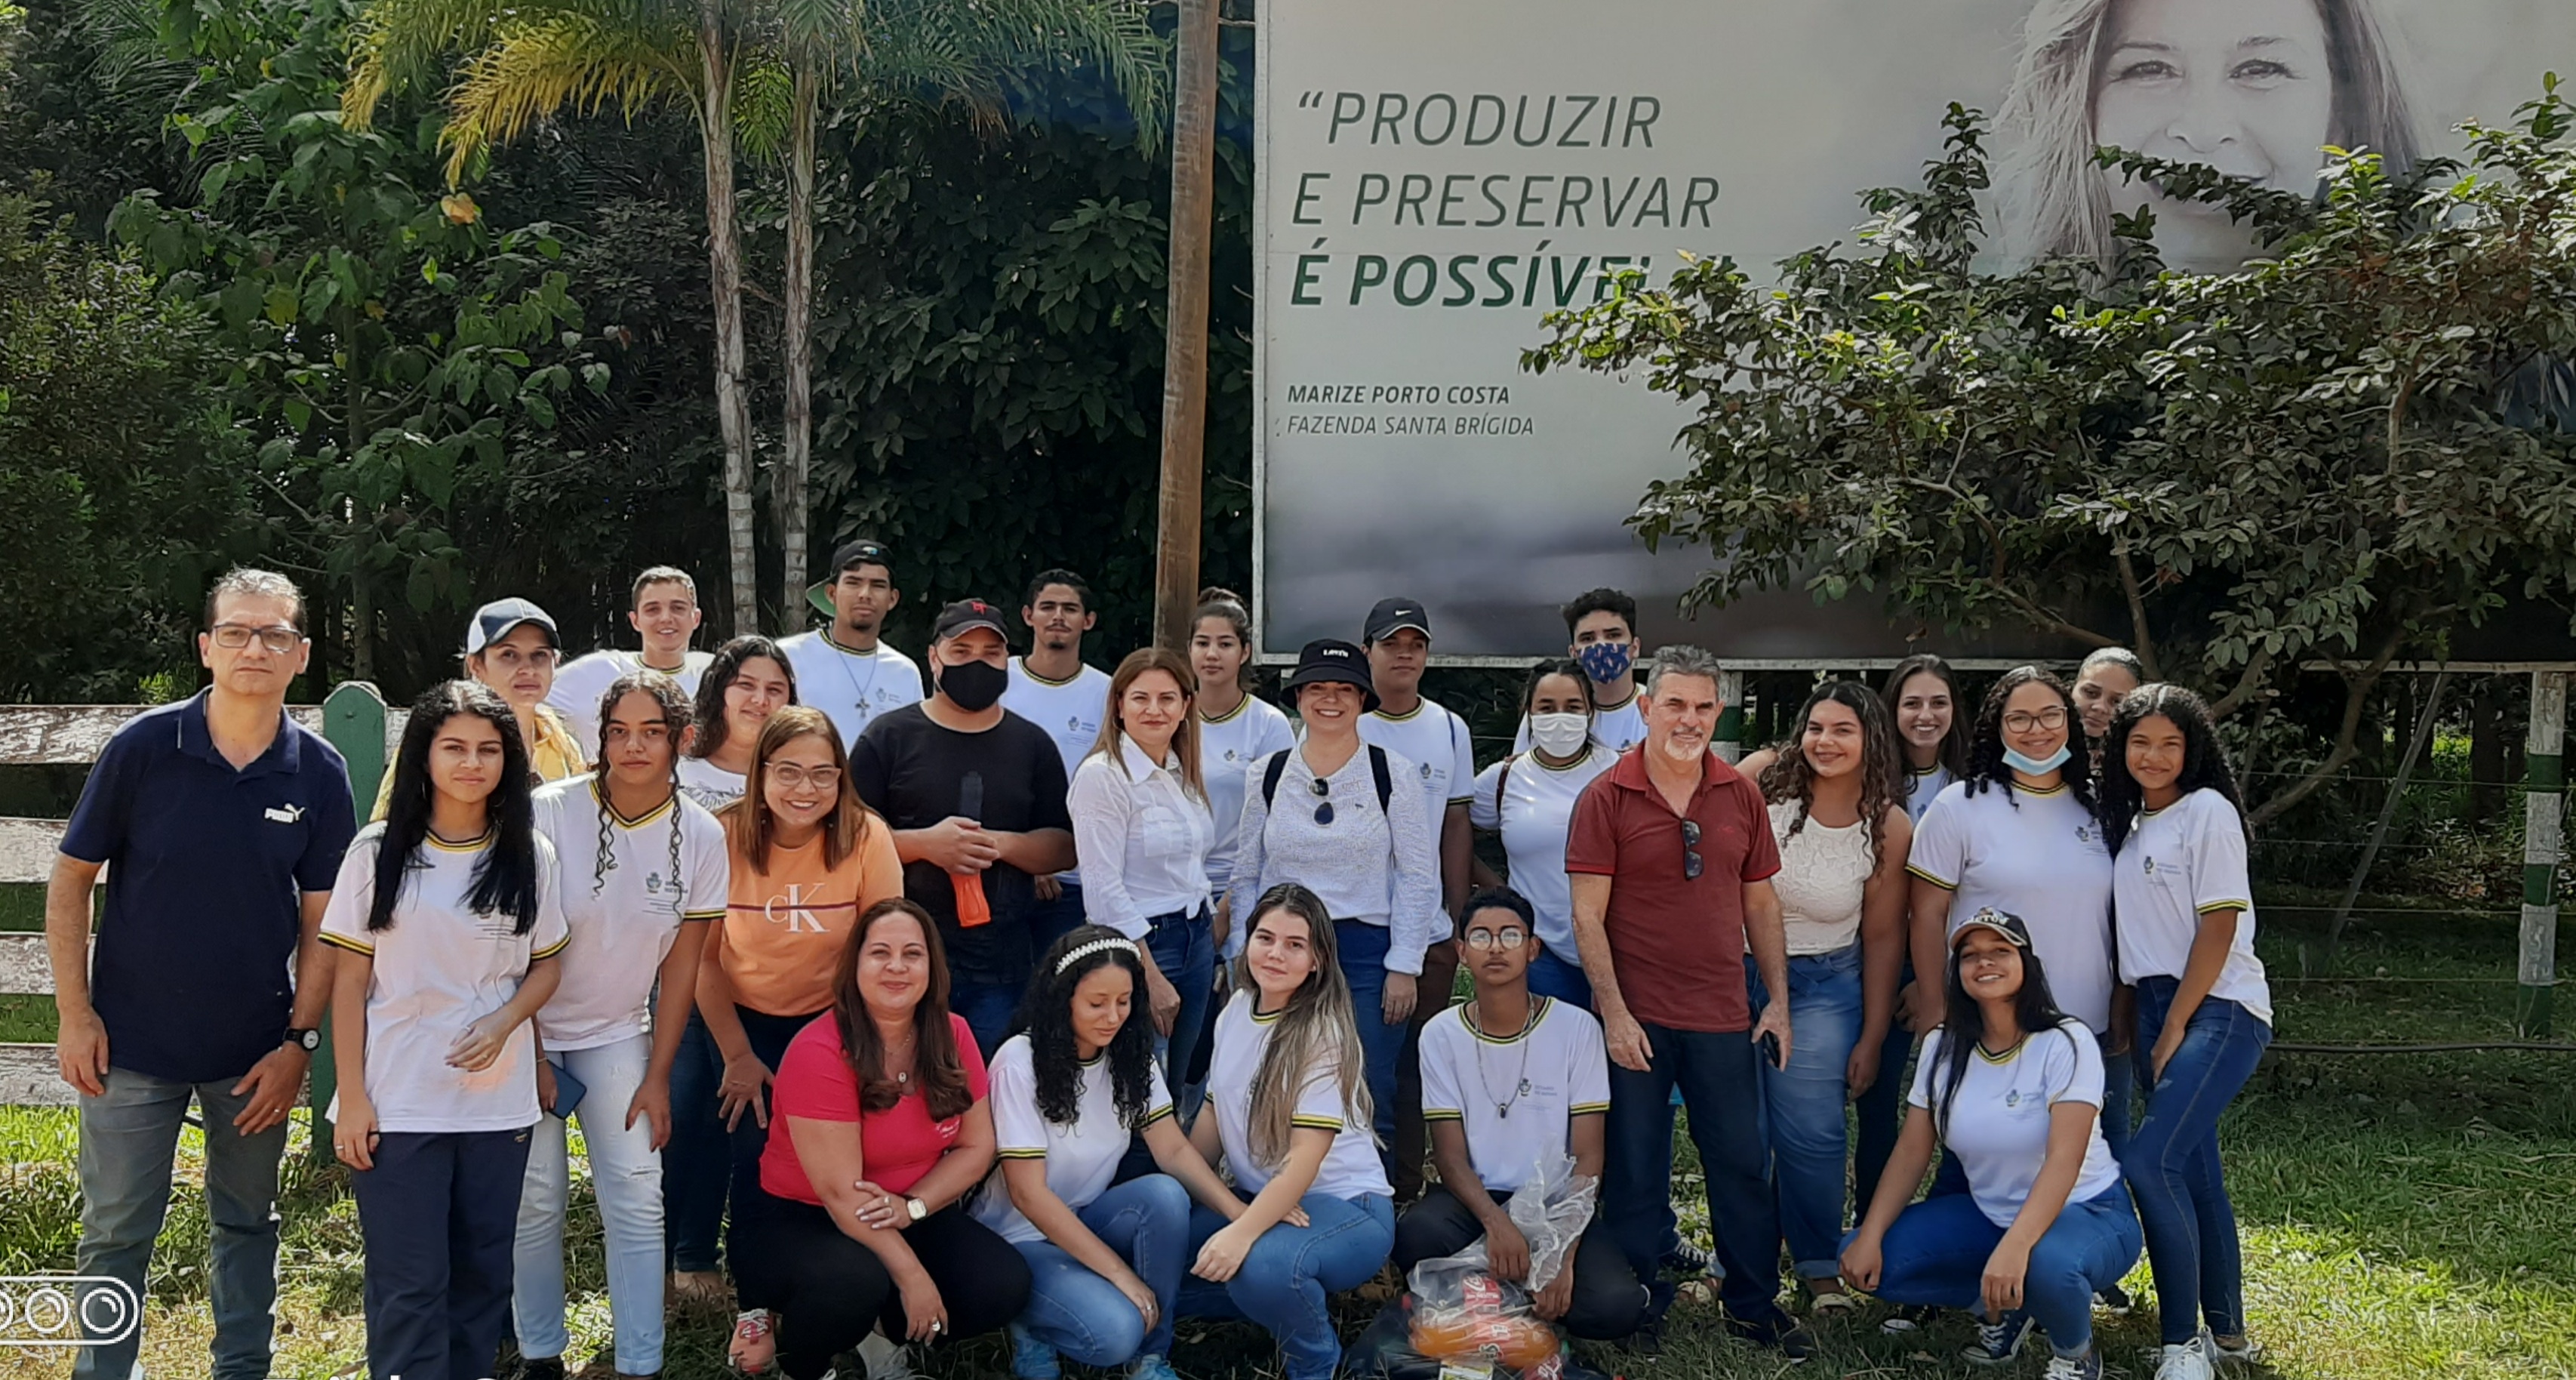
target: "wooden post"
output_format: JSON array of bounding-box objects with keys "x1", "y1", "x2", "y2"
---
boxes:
[
  {"x1": 315, "y1": 682, "x2": 388, "y2": 1153},
  {"x1": 1715, "y1": 668, "x2": 1746, "y2": 763},
  {"x1": 2519, "y1": 671, "x2": 2565, "y2": 1037},
  {"x1": 1151, "y1": 0, "x2": 1219, "y2": 651}
]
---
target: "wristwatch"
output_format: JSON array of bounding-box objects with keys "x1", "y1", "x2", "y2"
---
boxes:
[
  {"x1": 283, "y1": 1027, "x2": 321, "y2": 1052},
  {"x1": 904, "y1": 1196, "x2": 928, "y2": 1224}
]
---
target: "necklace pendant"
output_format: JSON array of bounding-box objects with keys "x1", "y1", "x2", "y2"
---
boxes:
[{"x1": 1496, "y1": 1103, "x2": 1510, "y2": 1120}]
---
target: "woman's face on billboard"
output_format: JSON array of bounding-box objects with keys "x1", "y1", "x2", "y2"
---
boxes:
[{"x1": 2091, "y1": 0, "x2": 2334, "y2": 267}]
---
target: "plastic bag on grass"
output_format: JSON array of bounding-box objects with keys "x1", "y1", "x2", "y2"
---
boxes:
[{"x1": 1385, "y1": 1154, "x2": 1599, "y2": 1380}]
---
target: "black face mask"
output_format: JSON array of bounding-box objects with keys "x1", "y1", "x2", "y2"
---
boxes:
[{"x1": 938, "y1": 658, "x2": 1008, "y2": 712}]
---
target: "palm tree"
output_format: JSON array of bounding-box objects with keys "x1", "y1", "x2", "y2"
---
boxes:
[
  {"x1": 345, "y1": 0, "x2": 768, "y2": 636},
  {"x1": 755, "y1": 0, "x2": 1165, "y2": 613},
  {"x1": 344, "y1": 0, "x2": 1166, "y2": 630}
]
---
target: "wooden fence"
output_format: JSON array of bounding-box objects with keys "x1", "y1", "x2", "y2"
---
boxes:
[{"x1": 0, "y1": 686, "x2": 399, "y2": 1110}]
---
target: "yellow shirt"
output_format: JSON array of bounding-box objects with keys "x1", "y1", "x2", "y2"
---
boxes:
[
  {"x1": 720, "y1": 824, "x2": 905, "y2": 1017},
  {"x1": 371, "y1": 704, "x2": 589, "y2": 821}
]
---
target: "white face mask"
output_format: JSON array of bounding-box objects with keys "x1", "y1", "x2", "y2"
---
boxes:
[{"x1": 1529, "y1": 712, "x2": 1591, "y2": 757}]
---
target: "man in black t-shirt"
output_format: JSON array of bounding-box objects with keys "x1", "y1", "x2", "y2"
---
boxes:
[{"x1": 850, "y1": 598, "x2": 1074, "y2": 1055}]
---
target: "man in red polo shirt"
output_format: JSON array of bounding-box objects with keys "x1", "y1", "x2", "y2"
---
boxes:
[{"x1": 1567, "y1": 643, "x2": 1808, "y2": 1360}]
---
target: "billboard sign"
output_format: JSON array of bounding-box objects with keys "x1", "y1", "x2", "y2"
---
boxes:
[{"x1": 1251, "y1": 0, "x2": 2576, "y2": 657}]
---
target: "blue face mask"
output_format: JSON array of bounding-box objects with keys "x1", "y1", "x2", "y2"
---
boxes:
[
  {"x1": 2002, "y1": 744, "x2": 2073, "y2": 775},
  {"x1": 1576, "y1": 640, "x2": 1633, "y2": 684}
]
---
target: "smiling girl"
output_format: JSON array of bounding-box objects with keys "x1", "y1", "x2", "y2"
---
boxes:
[{"x1": 323, "y1": 681, "x2": 568, "y2": 1380}]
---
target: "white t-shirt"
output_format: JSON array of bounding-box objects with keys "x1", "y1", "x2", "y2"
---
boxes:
[
  {"x1": 779, "y1": 632, "x2": 927, "y2": 750},
  {"x1": 1199, "y1": 695, "x2": 1298, "y2": 898},
  {"x1": 1910, "y1": 1021, "x2": 2125, "y2": 1229},
  {"x1": 532, "y1": 778, "x2": 730, "y2": 1050},
  {"x1": 1766, "y1": 802, "x2": 1875, "y2": 956},
  {"x1": 1511, "y1": 693, "x2": 1646, "y2": 756},
  {"x1": 549, "y1": 649, "x2": 714, "y2": 756},
  {"x1": 319, "y1": 826, "x2": 571, "y2": 1133},
  {"x1": 1362, "y1": 697, "x2": 1478, "y2": 815},
  {"x1": 1903, "y1": 763, "x2": 1956, "y2": 824},
  {"x1": 1005, "y1": 658, "x2": 1116, "y2": 887},
  {"x1": 676, "y1": 755, "x2": 747, "y2": 812},
  {"x1": 1206, "y1": 992, "x2": 1391, "y2": 1201},
  {"x1": 1469, "y1": 747, "x2": 1614, "y2": 966},
  {"x1": 2114, "y1": 790, "x2": 2270, "y2": 1024},
  {"x1": 1417, "y1": 997, "x2": 1609, "y2": 1194},
  {"x1": 1907, "y1": 781, "x2": 2116, "y2": 1033},
  {"x1": 977, "y1": 1034, "x2": 1176, "y2": 1245}
]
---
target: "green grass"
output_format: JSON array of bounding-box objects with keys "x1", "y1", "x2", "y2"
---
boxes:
[{"x1": 0, "y1": 904, "x2": 2569, "y2": 1378}]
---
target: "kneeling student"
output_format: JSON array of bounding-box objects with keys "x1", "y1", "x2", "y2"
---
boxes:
[
  {"x1": 981, "y1": 927, "x2": 1258, "y2": 1380},
  {"x1": 1839, "y1": 910, "x2": 2141, "y2": 1380},
  {"x1": 1396, "y1": 888, "x2": 1645, "y2": 1341}
]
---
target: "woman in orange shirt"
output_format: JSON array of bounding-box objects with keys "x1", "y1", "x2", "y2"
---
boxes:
[{"x1": 667, "y1": 705, "x2": 903, "y2": 1304}]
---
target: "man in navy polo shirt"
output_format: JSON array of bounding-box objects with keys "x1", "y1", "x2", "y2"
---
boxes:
[{"x1": 47, "y1": 568, "x2": 357, "y2": 1380}]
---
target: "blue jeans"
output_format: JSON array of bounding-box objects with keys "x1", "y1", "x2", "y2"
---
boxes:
[
  {"x1": 1144, "y1": 907, "x2": 1217, "y2": 1120},
  {"x1": 1029, "y1": 881, "x2": 1088, "y2": 954},
  {"x1": 665, "y1": 1009, "x2": 728, "y2": 1272},
  {"x1": 953, "y1": 978, "x2": 1023, "y2": 1062},
  {"x1": 1604, "y1": 1021, "x2": 1785, "y2": 1326},
  {"x1": 1332, "y1": 919, "x2": 1405, "y2": 1154},
  {"x1": 1748, "y1": 946, "x2": 1866, "y2": 1280},
  {"x1": 1846, "y1": 1186, "x2": 2142, "y2": 1357},
  {"x1": 2128, "y1": 976, "x2": 2271, "y2": 1345},
  {"x1": 2097, "y1": 1034, "x2": 2135, "y2": 1163},
  {"x1": 1853, "y1": 962, "x2": 1916, "y2": 1215},
  {"x1": 1013, "y1": 1175, "x2": 1193, "y2": 1363},
  {"x1": 75, "y1": 1067, "x2": 288, "y2": 1380},
  {"x1": 515, "y1": 1034, "x2": 664, "y2": 1373},
  {"x1": 1177, "y1": 1193, "x2": 1394, "y2": 1380},
  {"x1": 1527, "y1": 947, "x2": 1594, "y2": 1009}
]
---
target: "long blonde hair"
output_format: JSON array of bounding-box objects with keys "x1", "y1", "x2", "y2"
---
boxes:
[
  {"x1": 1996, "y1": 0, "x2": 2421, "y2": 270},
  {"x1": 1085, "y1": 647, "x2": 1206, "y2": 801},
  {"x1": 1233, "y1": 883, "x2": 1371, "y2": 1167}
]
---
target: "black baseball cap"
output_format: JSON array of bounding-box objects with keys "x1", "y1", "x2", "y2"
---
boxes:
[
  {"x1": 805, "y1": 538, "x2": 897, "y2": 617},
  {"x1": 465, "y1": 597, "x2": 559, "y2": 655},
  {"x1": 1364, "y1": 597, "x2": 1433, "y2": 644},
  {"x1": 934, "y1": 598, "x2": 1012, "y2": 643},
  {"x1": 1284, "y1": 639, "x2": 1379, "y2": 712},
  {"x1": 1952, "y1": 908, "x2": 2035, "y2": 952}
]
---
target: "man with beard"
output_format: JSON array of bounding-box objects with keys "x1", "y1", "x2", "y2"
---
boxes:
[
  {"x1": 1002, "y1": 569, "x2": 1114, "y2": 951},
  {"x1": 780, "y1": 538, "x2": 927, "y2": 750}
]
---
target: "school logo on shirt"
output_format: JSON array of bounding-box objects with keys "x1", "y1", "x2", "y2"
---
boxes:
[
  {"x1": 1418, "y1": 761, "x2": 1433, "y2": 781},
  {"x1": 1223, "y1": 748, "x2": 1239, "y2": 762},
  {"x1": 2005, "y1": 1089, "x2": 2022, "y2": 1108},
  {"x1": 763, "y1": 885, "x2": 829, "y2": 933},
  {"x1": 645, "y1": 871, "x2": 666, "y2": 894}
]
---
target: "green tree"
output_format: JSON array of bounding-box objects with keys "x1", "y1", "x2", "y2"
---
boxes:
[
  {"x1": 110, "y1": 0, "x2": 596, "y2": 681},
  {"x1": 1532, "y1": 91, "x2": 2576, "y2": 821}
]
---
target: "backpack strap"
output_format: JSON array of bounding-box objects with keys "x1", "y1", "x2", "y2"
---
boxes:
[
  {"x1": 1494, "y1": 752, "x2": 1517, "y2": 810},
  {"x1": 1263, "y1": 745, "x2": 1395, "y2": 814}
]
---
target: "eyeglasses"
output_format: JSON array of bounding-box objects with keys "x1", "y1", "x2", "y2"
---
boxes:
[
  {"x1": 1679, "y1": 818, "x2": 1703, "y2": 880},
  {"x1": 210, "y1": 624, "x2": 302, "y2": 654},
  {"x1": 1462, "y1": 926, "x2": 1530, "y2": 951},
  {"x1": 1310, "y1": 776, "x2": 1334, "y2": 826},
  {"x1": 2002, "y1": 707, "x2": 2069, "y2": 734},
  {"x1": 482, "y1": 645, "x2": 560, "y2": 671},
  {"x1": 771, "y1": 765, "x2": 842, "y2": 790}
]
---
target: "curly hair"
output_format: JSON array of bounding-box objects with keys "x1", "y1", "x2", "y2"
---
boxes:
[
  {"x1": 1965, "y1": 665, "x2": 2098, "y2": 815},
  {"x1": 2096, "y1": 683, "x2": 2251, "y2": 856},
  {"x1": 588, "y1": 672, "x2": 696, "y2": 904},
  {"x1": 1008, "y1": 925, "x2": 1159, "y2": 1130},
  {"x1": 1754, "y1": 680, "x2": 1908, "y2": 866}
]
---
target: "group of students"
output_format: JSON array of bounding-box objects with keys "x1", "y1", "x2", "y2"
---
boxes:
[{"x1": 51, "y1": 554, "x2": 2273, "y2": 1380}]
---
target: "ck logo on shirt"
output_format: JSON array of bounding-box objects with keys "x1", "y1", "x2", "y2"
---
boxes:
[{"x1": 763, "y1": 885, "x2": 830, "y2": 933}]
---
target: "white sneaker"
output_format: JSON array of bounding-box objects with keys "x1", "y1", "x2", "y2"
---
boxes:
[
  {"x1": 859, "y1": 1329, "x2": 914, "y2": 1380},
  {"x1": 2155, "y1": 1335, "x2": 2215, "y2": 1380}
]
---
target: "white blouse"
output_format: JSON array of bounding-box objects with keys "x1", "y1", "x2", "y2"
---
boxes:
[
  {"x1": 1765, "y1": 799, "x2": 1874, "y2": 956},
  {"x1": 1067, "y1": 736, "x2": 1216, "y2": 940}
]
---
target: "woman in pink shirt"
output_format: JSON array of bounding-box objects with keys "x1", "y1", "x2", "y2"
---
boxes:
[{"x1": 725, "y1": 898, "x2": 1029, "y2": 1378}]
